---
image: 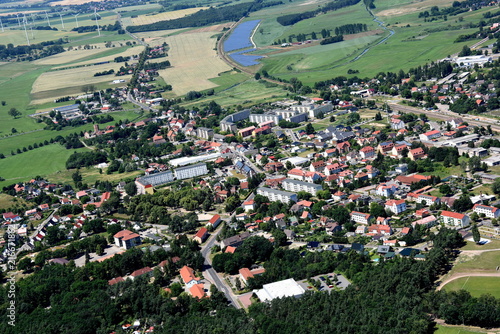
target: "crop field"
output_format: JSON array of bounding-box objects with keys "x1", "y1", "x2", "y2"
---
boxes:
[
  {"x1": 157, "y1": 31, "x2": 232, "y2": 96},
  {"x1": 31, "y1": 62, "x2": 132, "y2": 103},
  {"x1": 129, "y1": 7, "x2": 208, "y2": 26},
  {"x1": 0, "y1": 144, "x2": 89, "y2": 188},
  {"x1": 49, "y1": 0, "x2": 106, "y2": 5},
  {"x1": 443, "y1": 276, "x2": 500, "y2": 299},
  {"x1": 376, "y1": 0, "x2": 456, "y2": 17},
  {"x1": 52, "y1": 45, "x2": 144, "y2": 67}
]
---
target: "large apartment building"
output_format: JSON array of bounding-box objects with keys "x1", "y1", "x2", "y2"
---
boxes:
[
  {"x1": 282, "y1": 178, "x2": 323, "y2": 196},
  {"x1": 257, "y1": 187, "x2": 298, "y2": 204},
  {"x1": 174, "y1": 163, "x2": 209, "y2": 180}
]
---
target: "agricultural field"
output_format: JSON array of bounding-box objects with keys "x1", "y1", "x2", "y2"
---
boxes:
[
  {"x1": 0, "y1": 144, "x2": 89, "y2": 189},
  {"x1": 129, "y1": 7, "x2": 208, "y2": 26},
  {"x1": 157, "y1": 30, "x2": 233, "y2": 96},
  {"x1": 443, "y1": 276, "x2": 500, "y2": 299}
]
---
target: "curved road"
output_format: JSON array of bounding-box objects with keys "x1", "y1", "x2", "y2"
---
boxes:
[{"x1": 437, "y1": 272, "x2": 500, "y2": 291}]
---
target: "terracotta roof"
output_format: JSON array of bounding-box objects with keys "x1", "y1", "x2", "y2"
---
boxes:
[
  {"x1": 190, "y1": 284, "x2": 206, "y2": 299},
  {"x1": 180, "y1": 266, "x2": 199, "y2": 284},
  {"x1": 131, "y1": 267, "x2": 152, "y2": 277},
  {"x1": 441, "y1": 210, "x2": 466, "y2": 219}
]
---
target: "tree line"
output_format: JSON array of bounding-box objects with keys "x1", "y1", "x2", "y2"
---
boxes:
[{"x1": 276, "y1": 0, "x2": 361, "y2": 26}]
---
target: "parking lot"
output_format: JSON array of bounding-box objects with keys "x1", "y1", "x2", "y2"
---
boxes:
[{"x1": 298, "y1": 272, "x2": 350, "y2": 292}]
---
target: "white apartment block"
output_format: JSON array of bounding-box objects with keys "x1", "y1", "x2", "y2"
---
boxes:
[
  {"x1": 473, "y1": 204, "x2": 500, "y2": 219},
  {"x1": 174, "y1": 163, "x2": 209, "y2": 180},
  {"x1": 350, "y1": 211, "x2": 372, "y2": 224},
  {"x1": 440, "y1": 211, "x2": 470, "y2": 228},
  {"x1": 257, "y1": 187, "x2": 298, "y2": 204},
  {"x1": 385, "y1": 199, "x2": 407, "y2": 215},
  {"x1": 282, "y1": 179, "x2": 323, "y2": 196},
  {"x1": 135, "y1": 171, "x2": 174, "y2": 194}
]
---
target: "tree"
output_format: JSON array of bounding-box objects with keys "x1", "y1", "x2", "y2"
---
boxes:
[
  {"x1": 305, "y1": 123, "x2": 315, "y2": 135},
  {"x1": 17, "y1": 257, "x2": 33, "y2": 272},
  {"x1": 439, "y1": 184, "x2": 452, "y2": 196},
  {"x1": 375, "y1": 112, "x2": 382, "y2": 121},
  {"x1": 254, "y1": 72, "x2": 261, "y2": 80},
  {"x1": 124, "y1": 182, "x2": 137, "y2": 196},
  {"x1": 235, "y1": 277, "x2": 242, "y2": 291},
  {"x1": 8, "y1": 108, "x2": 21, "y2": 119},
  {"x1": 492, "y1": 178, "x2": 500, "y2": 194},
  {"x1": 1, "y1": 101, "x2": 5, "y2": 106},
  {"x1": 272, "y1": 229, "x2": 287, "y2": 246},
  {"x1": 471, "y1": 224, "x2": 481, "y2": 244}
]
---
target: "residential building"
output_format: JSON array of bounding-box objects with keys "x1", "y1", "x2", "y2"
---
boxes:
[
  {"x1": 257, "y1": 187, "x2": 298, "y2": 204},
  {"x1": 221, "y1": 232, "x2": 250, "y2": 248},
  {"x1": 360, "y1": 146, "x2": 375, "y2": 159},
  {"x1": 206, "y1": 214, "x2": 221, "y2": 228},
  {"x1": 409, "y1": 148, "x2": 426, "y2": 161},
  {"x1": 249, "y1": 113, "x2": 281, "y2": 125},
  {"x1": 473, "y1": 204, "x2": 500, "y2": 219},
  {"x1": 130, "y1": 267, "x2": 153, "y2": 280},
  {"x1": 180, "y1": 266, "x2": 200, "y2": 288},
  {"x1": 135, "y1": 171, "x2": 174, "y2": 194},
  {"x1": 282, "y1": 179, "x2": 323, "y2": 196},
  {"x1": 114, "y1": 230, "x2": 141, "y2": 250},
  {"x1": 197, "y1": 127, "x2": 214, "y2": 139},
  {"x1": 190, "y1": 284, "x2": 206, "y2": 299},
  {"x1": 419, "y1": 130, "x2": 441, "y2": 141},
  {"x1": 368, "y1": 224, "x2": 392, "y2": 236},
  {"x1": 350, "y1": 211, "x2": 372, "y2": 224},
  {"x1": 376, "y1": 183, "x2": 398, "y2": 197},
  {"x1": 417, "y1": 194, "x2": 439, "y2": 206},
  {"x1": 174, "y1": 163, "x2": 208, "y2": 180},
  {"x1": 193, "y1": 227, "x2": 208, "y2": 243},
  {"x1": 440, "y1": 211, "x2": 470, "y2": 228},
  {"x1": 390, "y1": 118, "x2": 405, "y2": 130},
  {"x1": 385, "y1": 199, "x2": 407, "y2": 215}
]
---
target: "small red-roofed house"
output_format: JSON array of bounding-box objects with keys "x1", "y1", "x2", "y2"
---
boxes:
[
  {"x1": 108, "y1": 277, "x2": 124, "y2": 286},
  {"x1": 207, "y1": 214, "x2": 221, "y2": 229},
  {"x1": 130, "y1": 267, "x2": 153, "y2": 280},
  {"x1": 193, "y1": 227, "x2": 208, "y2": 244},
  {"x1": 180, "y1": 266, "x2": 200, "y2": 288},
  {"x1": 190, "y1": 284, "x2": 206, "y2": 299}
]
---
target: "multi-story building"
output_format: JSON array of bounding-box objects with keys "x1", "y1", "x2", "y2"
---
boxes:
[
  {"x1": 174, "y1": 163, "x2": 208, "y2": 180},
  {"x1": 376, "y1": 183, "x2": 398, "y2": 197},
  {"x1": 350, "y1": 211, "x2": 373, "y2": 224},
  {"x1": 290, "y1": 102, "x2": 333, "y2": 118},
  {"x1": 419, "y1": 129, "x2": 441, "y2": 141},
  {"x1": 385, "y1": 199, "x2": 407, "y2": 214},
  {"x1": 289, "y1": 112, "x2": 308, "y2": 123},
  {"x1": 417, "y1": 194, "x2": 440, "y2": 207},
  {"x1": 238, "y1": 126, "x2": 256, "y2": 138},
  {"x1": 197, "y1": 127, "x2": 214, "y2": 139},
  {"x1": 360, "y1": 146, "x2": 375, "y2": 159},
  {"x1": 220, "y1": 109, "x2": 251, "y2": 132},
  {"x1": 114, "y1": 230, "x2": 141, "y2": 249},
  {"x1": 282, "y1": 179, "x2": 323, "y2": 196},
  {"x1": 135, "y1": 171, "x2": 174, "y2": 194},
  {"x1": 440, "y1": 211, "x2": 470, "y2": 228},
  {"x1": 257, "y1": 187, "x2": 298, "y2": 204},
  {"x1": 249, "y1": 113, "x2": 282, "y2": 125},
  {"x1": 473, "y1": 204, "x2": 500, "y2": 219},
  {"x1": 409, "y1": 148, "x2": 426, "y2": 161}
]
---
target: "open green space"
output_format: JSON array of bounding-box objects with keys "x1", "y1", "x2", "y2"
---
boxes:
[
  {"x1": 434, "y1": 324, "x2": 488, "y2": 334},
  {"x1": 449, "y1": 250, "x2": 500, "y2": 275},
  {"x1": 182, "y1": 79, "x2": 288, "y2": 108},
  {"x1": 45, "y1": 167, "x2": 142, "y2": 187},
  {"x1": 0, "y1": 193, "x2": 31, "y2": 211},
  {"x1": 461, "y1": 239, "x2": 500, "y2": 251},
  {"x1": 443, "y1": 276, "x2": 500, "y2": 299},
  {"x1": 0, "y1": 144, "x2": 89, "y2": 188}
]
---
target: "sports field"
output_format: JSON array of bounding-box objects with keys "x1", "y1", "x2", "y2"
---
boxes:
[
  {"x1": 442, "y1": 276, "x2": 500, "y2": 299},
  {"x1": 158, "y1": 31, "x2": 232, "y2": 96}
]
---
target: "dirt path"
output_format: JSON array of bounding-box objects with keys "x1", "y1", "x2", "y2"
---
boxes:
[{"x1": 437, "y1": 272, "x2": 500, "y2": 291}]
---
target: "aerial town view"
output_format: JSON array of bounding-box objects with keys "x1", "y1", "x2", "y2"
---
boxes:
[{"x1": 1, "y1": 0, "x2": 500, "y2": 332}]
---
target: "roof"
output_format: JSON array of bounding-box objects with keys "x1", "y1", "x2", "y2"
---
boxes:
[
  {"x1": 114, "y1": 229, "x2": 140, "y2": 241},
  {"x1": 209, "y1": 214, "x2": 221, "y2": 224},
  {"x1": 108, "y1": 277, "x2": 124, "y2": 285},
  {"x1": 131, "y1": 267, "x2": 152, "y2": 277},
  {"x1": 190, "y1": 284, "x2": 206, "y2": 299},
  {"x1": 194, "y1": 227, "x2": 208, "y2": 239},
  {"x1": 180, "y1": 265, "x2": 199, "y2": 284},
  {"x1": 254, "y1": 278, "x2": 305, "y2": 302},
  {"x1": 239, "y1": 268, "x2": 254, "y2": 280}
]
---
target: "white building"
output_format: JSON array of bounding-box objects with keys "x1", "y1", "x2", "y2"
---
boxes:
[
  {"x1": 419, "y1": 130, "x2": 441, "y2": 141},
  {"x1": 135, "y1": 171, "x2": 174, "y2": 194},
  {"x1": 257, "y1": 187, "x2": 298, "y2": 204},
  {"x1": 249, "y1": 113, "x2": 281, "y2": 125},
  {"x1": 350, "y1": 211, "x2": 372, "y2": 224},
  {"x1": 440, "y1": 211, "x2": 470, "y2": 228},
  {"x1": 454, "y1": 55, "x2": 492, "y2": 67},
  {"x1": 254, "y1": 278, "x2": 305, "y2": 302},
  {"x1": 385, "y1": 199, "x2": 407, "y2": 214},
  {"x1": 282, "y1": 179, "x2": 323, "y2": 196},
  {"x1": 174, "y1": 163, "x2": 209, "y2": 180},
  {"x1": 376, "y1": 183, "x2": 398, "y2": 197},
  {"x1": 197, "y1": 127, "x2": 214, "y2": 139},
  {"x1": 473, "y1": 204, "x2": 500, "y2": 219}
]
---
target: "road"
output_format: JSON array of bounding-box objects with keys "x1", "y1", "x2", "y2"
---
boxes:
[
  {"x1": 16, "y1": 209, "x2": 58, "y2": 256},
  {"x1": 126, "y1": 91, "x2": 155, "y2": 112},
  {"x1": 200, "y1": 222, "x2": 241, "y2": 308}
]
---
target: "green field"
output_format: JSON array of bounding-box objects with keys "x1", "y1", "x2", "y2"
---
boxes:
[
  {"x1": 435, "y1": 324, "x2": 488, "y2": 334},
  {"x1": 449, "y1": 251, "x2": 500, "y2": 275},
  {"x1": 45, "y1": 167, "x2": 143, "y2": 187},
  {"x1": 0, "y1": 144, "x2": 89, "y2": 188},
  {"x1": 443, "y1": 276, "x2": 500, "y2": 299},
  {"x1": 461, "y1": 239, "x2": 500, "y2": 251}
]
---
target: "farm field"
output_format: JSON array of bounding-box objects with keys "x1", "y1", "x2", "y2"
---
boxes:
[
  {"x1": 157, "y1": 31, "x2": 232, "y2": 96},
  {"x1": 31, "y1": 62, "x2": 132, "y2": 104},
  {"x1": 0, "y1": 144, "x2": 89, "y2": 189},
  {"x1": 435, "y1": 325, "x2": 488, "y2": 334},
  {"x1": 129, "y1": 7, "x2": 208, "y2": 26},
  {"x1": 442, "y1": 276, "x2": 500, "y2": 299},
  {"x1": 51, "y1": 45, "x2": 144, "y2": 67}
]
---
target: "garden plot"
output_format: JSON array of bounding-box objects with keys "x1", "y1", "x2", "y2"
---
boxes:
[{"x1": 158, "y1": 31, "x2": 231, "y2": 96}]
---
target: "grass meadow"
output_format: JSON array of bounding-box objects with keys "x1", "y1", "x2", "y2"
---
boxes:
[{"x1": 434, "y1": 325, "x2": 488, "y2": 334}]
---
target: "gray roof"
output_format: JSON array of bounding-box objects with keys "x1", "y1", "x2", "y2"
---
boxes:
[{"x1": 283, "y1": 178, "x2": 322, "y2": 190}]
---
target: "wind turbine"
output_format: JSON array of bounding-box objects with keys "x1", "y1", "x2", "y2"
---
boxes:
[
  {"x1": 22, "y1": 14, "x2": 30, "y2": 45},
  {"x1": 94, "y1": 8, "x2": 100, "y2": 36},
  {"x1": 0, "y1": 18, "x2": 4, "y2": 33},
  {"x1": 74, "y1": 13, "x2": 79, "y2": 28},
  {"x1": 59, "y1": 12, "x2": 64, "y2": 29},
  {"x1": 44, "y1": 10, "x2": 51, "y2": 27},
  {"x1": 15, "y1": 13, "x2": 21, "y2": 27}
]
